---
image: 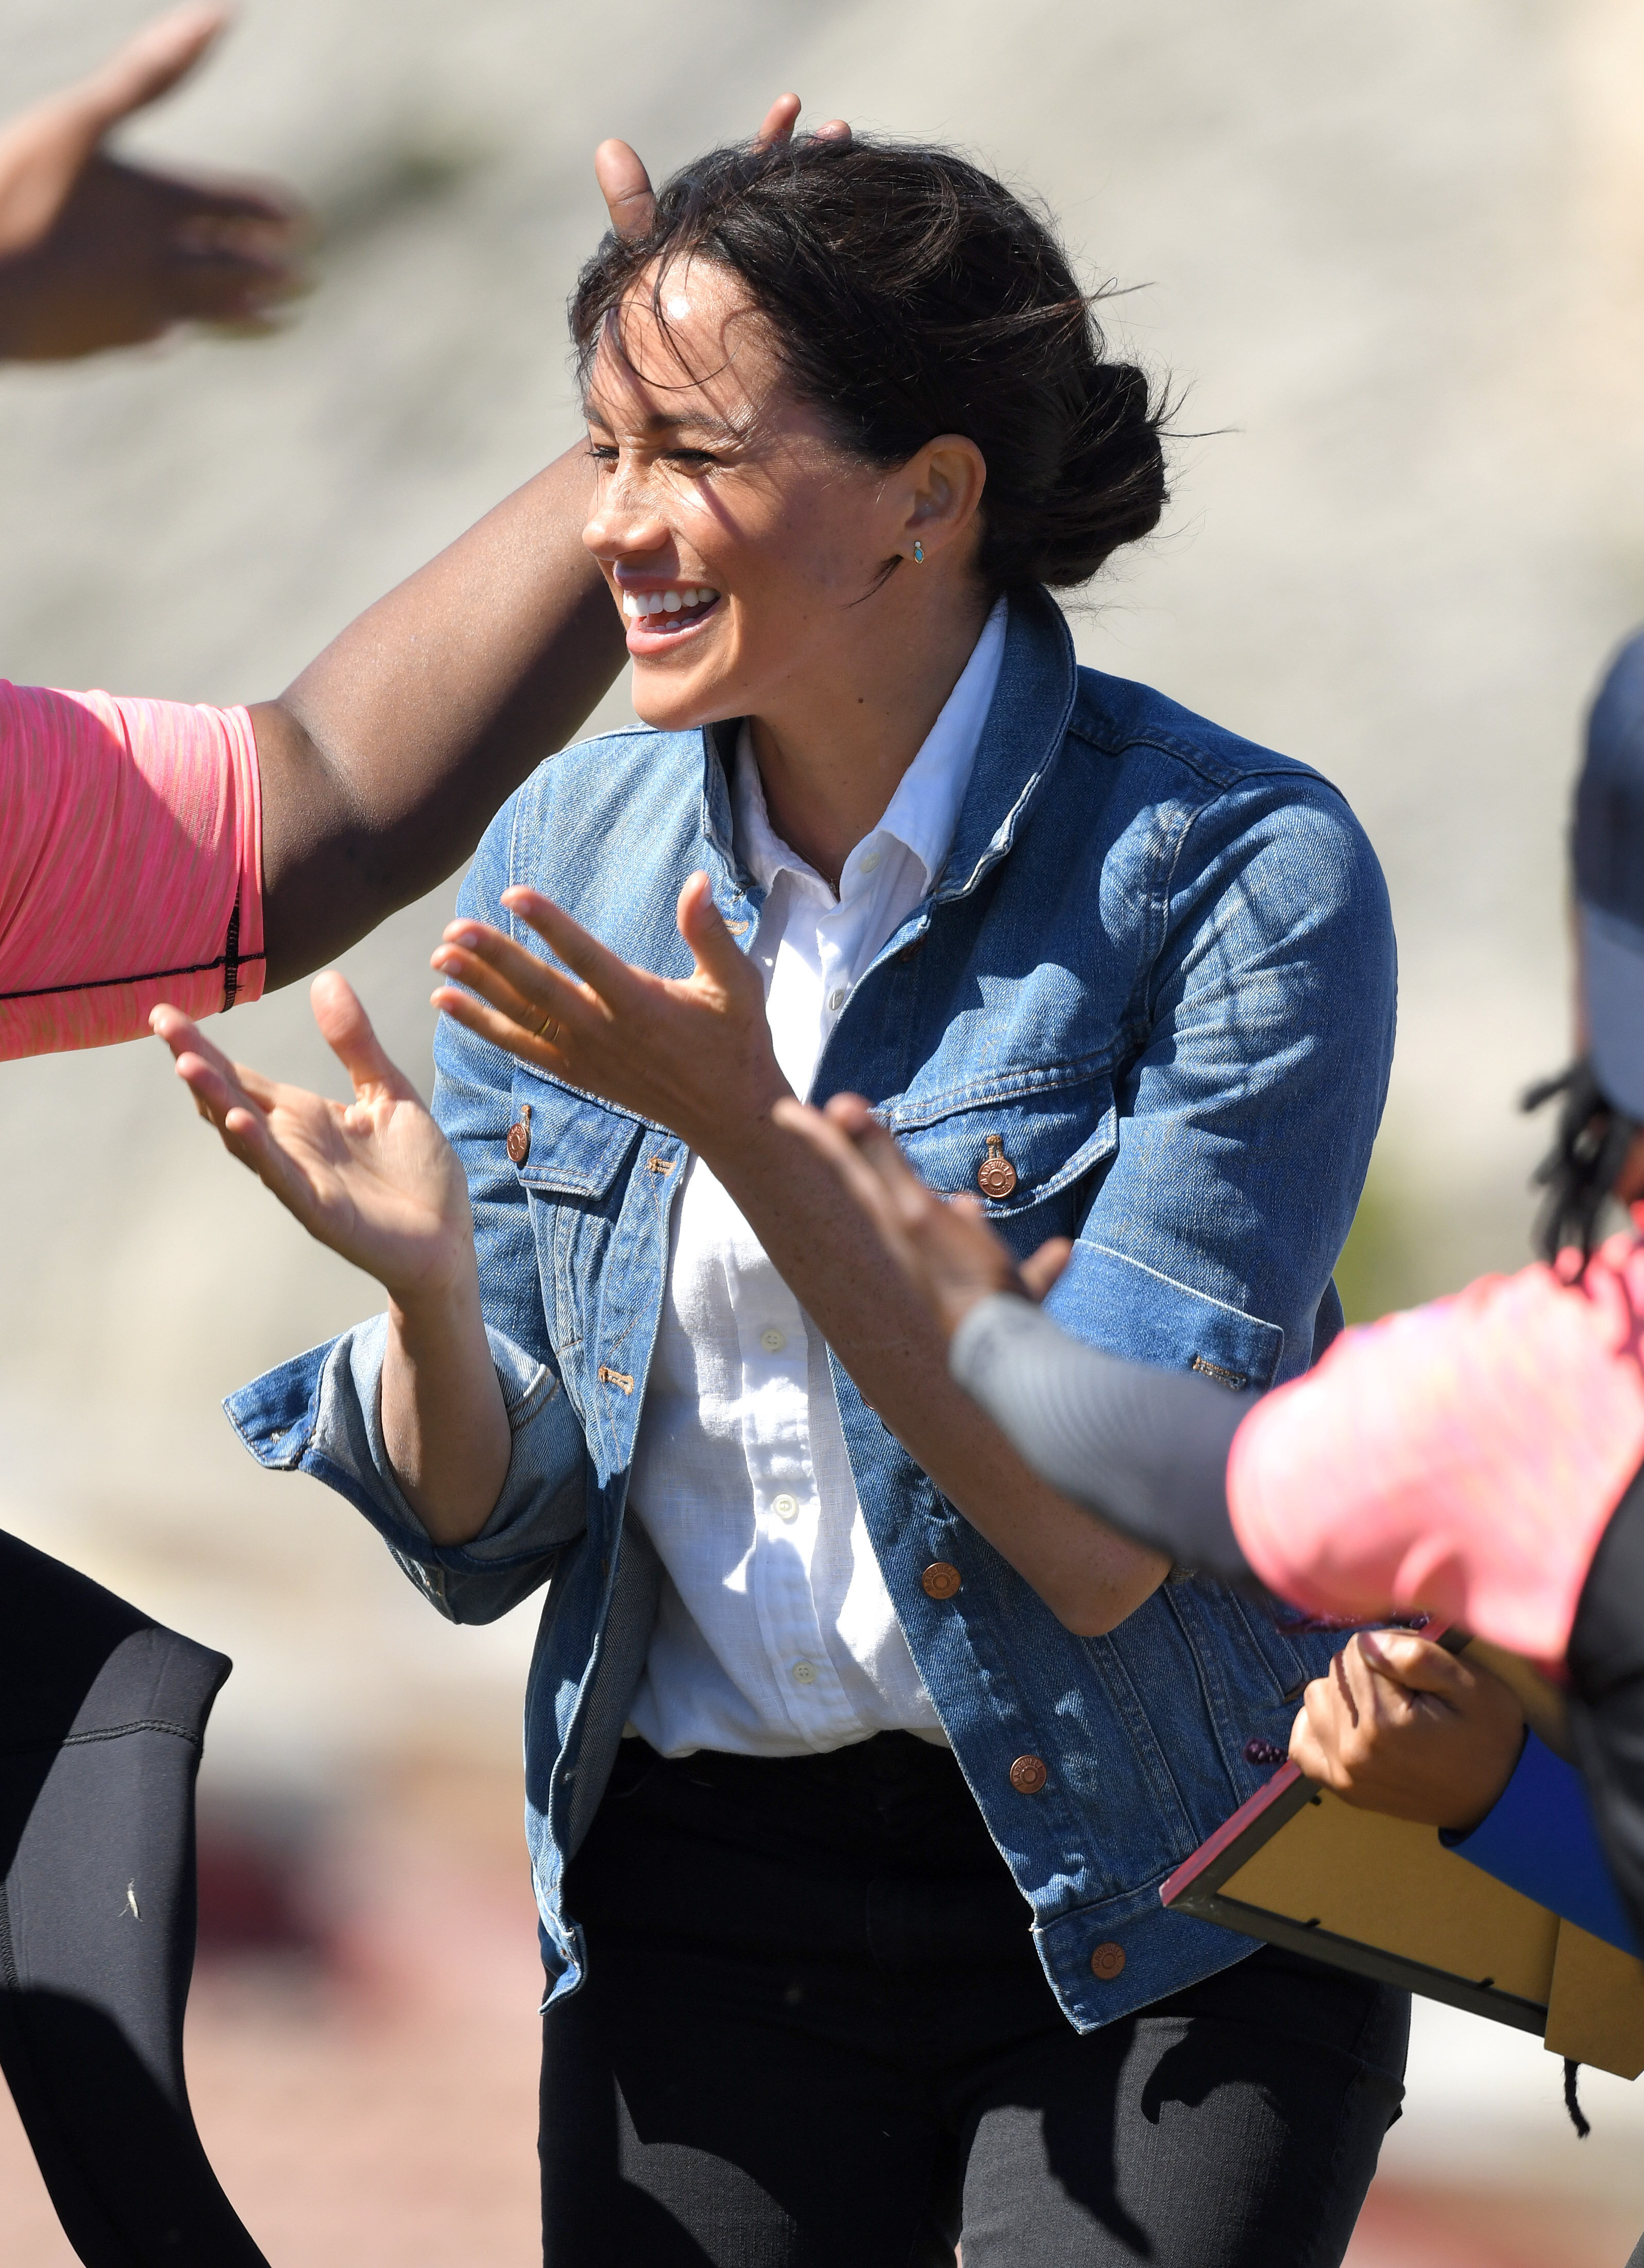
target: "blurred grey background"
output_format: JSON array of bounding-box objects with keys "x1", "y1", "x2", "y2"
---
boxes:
[{"x1": 4, "y1": 2, "x2": 1644, "y2": 2259}]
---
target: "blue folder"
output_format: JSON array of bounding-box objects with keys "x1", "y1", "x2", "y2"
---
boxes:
[{"x1": 1444, "y1": 1730, "x2": 1639, "y2": 1957}]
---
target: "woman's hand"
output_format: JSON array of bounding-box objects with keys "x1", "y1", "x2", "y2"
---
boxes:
[
  {"x1": 1288, "y1": 1630, "x2": 1526, "y2": 1833},
  {"x1": 154, "y1": 975, "x2": 509, "y2": 1542},
  {"x1": 430, "y1": 873, "x2": 790, "y2": 1164},
  {"x1": 150, "y1": 974, "x2": 473, "y2": 1306},
  {"x1": 773, "y1": 1090, "x2": 1073, "y2": 1340}
]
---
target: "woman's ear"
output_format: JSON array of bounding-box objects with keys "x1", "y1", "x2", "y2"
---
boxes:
[{"x1": 902, "y1": 434, "x2": 988, "y2": 565}]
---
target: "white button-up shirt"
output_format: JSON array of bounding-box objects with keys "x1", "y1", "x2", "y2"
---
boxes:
[{"x1": 623, "y1": 598, "x2": 1008, "y2": 1758}]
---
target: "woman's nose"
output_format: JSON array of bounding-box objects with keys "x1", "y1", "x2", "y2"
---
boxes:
[{"x1": 583, "y1": 492, "x2": 672, "y2": 568}]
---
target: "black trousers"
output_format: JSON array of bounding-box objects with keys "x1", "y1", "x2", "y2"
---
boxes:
[
  {"x1": 540, "y1": 1732, "x2": 1408, "y2": 2267},
  {"x1": 0, "y1": 1529, "x2": 266, "y2": 2267}
]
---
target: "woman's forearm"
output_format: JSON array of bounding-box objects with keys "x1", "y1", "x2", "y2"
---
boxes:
[
  {"x1": 380, "y1": 1273, "x2": 512, "y2": 1547},
  {"x1": 254, "y1": 444, "x2": 624, "y2": 987},
  {"x1": 712, "y1": 1119, "x2": 1171, "y2": 1634}
]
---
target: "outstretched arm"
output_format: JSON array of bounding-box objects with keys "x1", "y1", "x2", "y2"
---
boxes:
[
  {"x1": 1, "y1": 92, "x2": 841, "y2": 1029},
  {"x1": 252, "y1": 448, "x2": 623, "y2": 985},
  {"x1": 779, "y1": 1090, "x2": 1256, "y2": 1577},
  {"x1": 249, "y1": 88, "x2": 845, "y2": 981}
]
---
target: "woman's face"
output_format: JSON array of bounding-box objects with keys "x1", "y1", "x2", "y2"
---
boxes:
[{"x1": 580, "y1": 260, "x2": 913, "y2": 734}]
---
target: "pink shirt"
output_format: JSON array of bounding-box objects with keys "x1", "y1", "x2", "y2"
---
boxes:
[
  {"x1": 1227, "y1": 1233, "x2": 1644, "y2": 1670},
  {"x1": 0, "y1": 683, "x2": 264, "y2": 1060}
]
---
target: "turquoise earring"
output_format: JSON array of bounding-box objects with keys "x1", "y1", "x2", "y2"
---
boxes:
[{"x1": 912, "y1": 540, "x2": 925, "y2": 564}]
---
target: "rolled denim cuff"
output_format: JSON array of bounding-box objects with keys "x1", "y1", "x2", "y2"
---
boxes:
[{"x1": 225, "y1": 1315, "x2": 587, "y2": 1622}]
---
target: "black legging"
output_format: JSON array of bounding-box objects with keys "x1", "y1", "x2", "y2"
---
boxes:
[{"x1": 0, "y1": 1529, "x2": 266, "y2": 2266}]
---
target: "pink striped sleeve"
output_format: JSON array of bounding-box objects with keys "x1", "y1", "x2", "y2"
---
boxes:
[{"x1": 0, "y1": 681, "x2": 264, "y2": 1061}]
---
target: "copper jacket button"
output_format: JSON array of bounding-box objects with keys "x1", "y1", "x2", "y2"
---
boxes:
[
  {"x1": 505, "y1": 1105, "x2": 532, "y2": 1166},
  {"x1": 1090, "y1": 1942, "x2": 1126, "y2": 1981},
  {"x1": 921, "y1": 1561, "x2": 961, "y2": 1600},
  {"x1": 1008, "y1": 1754, "x2": 1047, "y2": 1794},
  {"x1": 977, "y1": 1133, "x2": 1017, "y2": 1199}
]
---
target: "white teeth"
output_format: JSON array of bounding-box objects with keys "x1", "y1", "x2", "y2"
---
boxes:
[{"x1": 621, "y1": 586, "x2": 721, "y2": 622}]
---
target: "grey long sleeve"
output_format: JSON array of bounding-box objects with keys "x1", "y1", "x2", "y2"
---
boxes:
[{"x1": 948, "y1": 1294, "x2": 1256, "y2": 1582}]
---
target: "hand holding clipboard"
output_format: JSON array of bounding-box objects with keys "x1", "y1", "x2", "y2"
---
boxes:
[{"x1": 1162, "y1": 1628, "x2": 1644, "y2": 2079}]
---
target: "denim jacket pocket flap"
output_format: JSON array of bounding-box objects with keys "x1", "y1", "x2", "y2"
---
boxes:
[
  {"x1": 889, "y1": 1079, "x2": 1116, "y2": 1217},
  {"x1": 1046, "y1": 1238, "x2": 1285, "y2": 1392},
  {"x1": 507, "y1": 1070, "x2": 646, "y2": 1200}
]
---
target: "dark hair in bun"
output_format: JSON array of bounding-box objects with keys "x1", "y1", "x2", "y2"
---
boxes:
[{"x1": 570, "y1": 135, "x2": 1168, "y2": 592}]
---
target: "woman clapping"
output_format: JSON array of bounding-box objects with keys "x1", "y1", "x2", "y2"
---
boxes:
[{"x1": 161, "y1": 132, "x2": 1401, "y2": 2267}]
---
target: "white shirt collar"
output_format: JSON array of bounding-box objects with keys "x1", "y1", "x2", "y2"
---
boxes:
[{"x1": 732, "y1": 594, "x2": 1008, "y2": 901}]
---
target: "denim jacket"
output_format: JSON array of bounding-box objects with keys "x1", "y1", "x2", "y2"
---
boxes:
[{"x1": 227, "y1": 587, "x2": 1397, "y2": 2032}]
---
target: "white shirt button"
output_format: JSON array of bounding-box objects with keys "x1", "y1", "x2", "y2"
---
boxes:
[
  {"x1": 860, "y1": 847, "x2": 882, "y2": 874},
  {"x1": 772, "y1": 1492, "x2": 800, "y2": 1522},
  {"x1": 760, "y1": 1326, "x2": 787, "y2": 1354},
  {"x1": 826, "y1": 988, "x2": 846, "y2": 1013},
  {"x1": 791, "y1": 1658, "x2": 819, "y2": 1684}
]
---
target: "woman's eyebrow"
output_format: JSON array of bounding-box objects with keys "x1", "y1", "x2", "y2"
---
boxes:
[{"x1": 582, "y1": 400, "x2": 744, "y2": 444}]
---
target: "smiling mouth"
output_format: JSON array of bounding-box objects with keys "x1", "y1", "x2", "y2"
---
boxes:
[{"x1": 620, "y1": 585, "x2": 721, "y2": 637}]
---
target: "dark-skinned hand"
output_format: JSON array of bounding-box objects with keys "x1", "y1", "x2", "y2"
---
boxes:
[
  {"x1": 0, "y1": 5, "x2": 307, "y2": 361},
  {"x1": 771, "y1": 1090, "x2": 1072, "y2": 1340},
  {"x1": 1289, "y1": 1629, "x2": 1526, "y2": 1833},
  {"x1": 592, "y1": 93, "x2": 850, "y2": 243}
]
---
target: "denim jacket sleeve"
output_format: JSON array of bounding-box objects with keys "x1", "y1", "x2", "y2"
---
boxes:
[
  {"x1": 1045, "y1": 772, "x2": 1396, "y2": 1390},
  {"x1": 223, "y1": 792, "x2": 593, "y2": 1624},
  {"x1": 224, "y1": 1310, "x2": 586, "y2": 1623}
]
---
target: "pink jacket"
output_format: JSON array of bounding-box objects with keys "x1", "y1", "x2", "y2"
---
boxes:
[{"x1": 1228, "y1": 1233, "x2": 1644, "y2": 1670}]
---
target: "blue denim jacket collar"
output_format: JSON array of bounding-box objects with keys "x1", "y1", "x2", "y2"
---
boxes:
[
  {"x1": 934, "y1": 584, "x2": 1079, "y2": 901},
  {"x1": 695, "y1": 584, "x2": 1077, "y2": 937},
  {"x1": 698, "y1": 718, "x2": 743, "y2": 899}
]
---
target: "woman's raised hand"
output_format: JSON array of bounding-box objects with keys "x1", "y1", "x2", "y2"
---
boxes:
[
  {"x1": 773, "y1": 1092, "x2": 1073, "y2": 1341},
  {"x1": 150, "y1": 975, "x2": 475, "y2": 1306},
  {"x1": 594, "y1": 95, "x2": 850, "y2": 242},
  {"x1": 430, "y1": 874, "x2": 789, "y2": 1159}
]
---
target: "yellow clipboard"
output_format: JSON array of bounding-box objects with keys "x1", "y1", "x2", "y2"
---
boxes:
[{"x1": 1160, "y1": 1761, "x2": 1644, "y2": 2079}]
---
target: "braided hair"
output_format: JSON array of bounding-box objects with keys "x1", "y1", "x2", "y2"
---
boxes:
[{"x1": 1523, "y1": 1058, "x2": 1640, "y2": 1266}]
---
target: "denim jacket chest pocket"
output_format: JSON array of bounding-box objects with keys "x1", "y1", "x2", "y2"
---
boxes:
[
  {"x1": 889, "y1": 1075, "x2": 1117, "y2": 1256},
  {"x1": 505, "y1": 1069, "x2": 658, "y2": 1379}
]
